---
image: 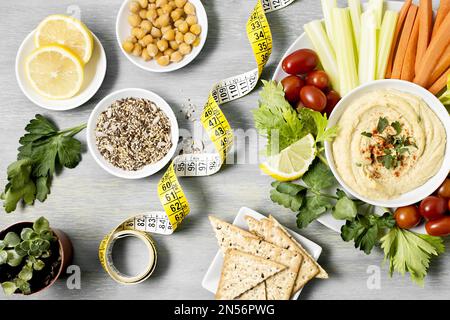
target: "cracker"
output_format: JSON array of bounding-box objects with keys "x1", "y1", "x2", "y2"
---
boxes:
[
  {"x1": 236, "y1": 282, "x2": 266, "y2": 300},
  {"x1": 215, "y1": 250, "x2": 285, "y2": 300}
]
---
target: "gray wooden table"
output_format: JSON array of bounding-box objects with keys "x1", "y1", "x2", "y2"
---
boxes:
[{"x1": 1, "y1": 0, "x2": 448, "y2": 300}]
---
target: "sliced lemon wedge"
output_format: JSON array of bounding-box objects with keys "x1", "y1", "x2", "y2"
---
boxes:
[
  {"x1": 25, "y1": 45, "x2": 84, "y2": 100},
  {"x1": 260, "y1": 134, "x2": 316, "y2": 181},
  {"x1": 35, "y1": 14, "x2": 93, "y2": 64}
]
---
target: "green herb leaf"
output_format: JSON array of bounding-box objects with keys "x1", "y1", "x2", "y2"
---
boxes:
[
  {"x1": 4, "y1": 232, "x2": 20, "y2": 247},
  {"x1": 302, "y1": 161, "x2": 336, "y2": 191},
  {"x1": 1, "y1": 282, "x2": 17, "y2": 296},
  {"x1": 296, "y1": 195, "x2": 332, "y2": 228},
  {"x1": 6, "y1": 250, "x2": 23, "y2": 267},
  {"x1": 33, "y1": 217, "x2": 50, "y2": 233},
  {"x1": 332, "y1": 196, "x2": 357, "y2": 220},
  {"x1": 361, "y1": 132, "x2": 372, "y2": 137},
  {"x1": 377, "y1": 117, "x2": 389, "y2": 133},
  {"x1": 0, "y1": 251, "x2": 7, "y2": 265},
  {"x1": 18, "y1": 266, "x2": 33, "y2": 281},
  {"x1": 391, "y1": 121, "x2": 402, "y2": 135}
]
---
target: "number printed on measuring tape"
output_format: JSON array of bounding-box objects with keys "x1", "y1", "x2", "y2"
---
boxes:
[{"x1": 99, "y1": 0, "x2": 294, "y2": 284}]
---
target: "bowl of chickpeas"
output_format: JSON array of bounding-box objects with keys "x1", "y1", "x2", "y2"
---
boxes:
[{"x1": 117, "y1": 0, "x2": 207, "y2": 72}]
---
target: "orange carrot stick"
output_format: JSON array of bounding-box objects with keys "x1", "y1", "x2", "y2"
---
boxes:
[
  {"x1": 431, "y1": 0, "x2": 450, "y2": 39},
  {"x1": 401, "y1": 15, "x2": 420, "y2": 81},
  {"x1": 429, "y1": 45, "x2": 450, "y2": 85},
  {"x1": 385, "y1": 0, "x2": 412, "y2": 78},
  {"x1": 415, "y1": 13, "x2": 450, "y2": 87},
  {"x1": 415, "y1": 0, "x2": 433, "y2": 74},
  {"x1": 428, "y1": 67, "x2": 450, "y2": 95},
  {"x1": 391, "y1": 5, "x2": 418, "y2": 79}
]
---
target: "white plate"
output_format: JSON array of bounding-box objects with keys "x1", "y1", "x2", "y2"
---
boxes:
[
  {"x1": 86, "y1": 88, "x2": 179, "y2": 179},
  {"x1": 272, "y1": 1, "x2": 406, "y2": 233},
  {"x1": 15, "y1": 29, "x2": 107, "y2": 111},
  {"x1": 116, "y1": 0, "x2": 208, "y2": 73},
  {"x1": 201, "y1": 207, "x2": 322, "y2": 300}
]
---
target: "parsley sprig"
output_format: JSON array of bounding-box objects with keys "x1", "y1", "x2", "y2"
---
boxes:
[{"x1": 1, "y1": 115, "x2": 86, "y2": 213}]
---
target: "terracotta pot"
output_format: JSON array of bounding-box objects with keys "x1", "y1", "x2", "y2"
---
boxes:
[{"x1": 0, "y1": 221, "x2": 73, "y2": 295}]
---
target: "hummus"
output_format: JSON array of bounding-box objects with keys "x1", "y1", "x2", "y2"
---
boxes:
[{"x1": 332, "y1": 89, "x2": 446, "y2": 200}]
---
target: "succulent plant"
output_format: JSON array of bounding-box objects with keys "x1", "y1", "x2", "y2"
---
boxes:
[{"x1": 0, "y1": 217, "x2": 57, "y2": 295}]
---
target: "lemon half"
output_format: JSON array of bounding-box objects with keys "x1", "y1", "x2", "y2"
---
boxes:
[
  {"x1": 260, "y1": 134, "x2": 316, "y2": 181},
  {"x1": 35, "y1": 14, "x2": 93, "y2": 64},
  {"x1": 25, "y1": 45, "x2": 84, "y2": 100}
]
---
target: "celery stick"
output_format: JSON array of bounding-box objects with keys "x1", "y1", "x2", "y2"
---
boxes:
[
  {"x1": 368, "y1": 0, "x2": 384, "y2": 28},
  {"x1": 359, "y1": 10, "x2": 378, "y2": 84},
  {"x1": 376, "y1": 11, "x2": 398, "y2": 79},
  {"x1": 304, "y1": 20, "x2": 340, "y2": 93},
  {"x1": 332, "y1": 8, "x2": 359, "y2": 96},
  {"x1": 320, "y1": 0, "x2": 337, "y2": 46},
  {"x1": 348, "y1": 0, "x2": 362, "y2": 54}
]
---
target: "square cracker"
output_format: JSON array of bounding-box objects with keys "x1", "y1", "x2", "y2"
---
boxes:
[{"x1": 237, "y1": 282, "x2": 266, "y2": 300}]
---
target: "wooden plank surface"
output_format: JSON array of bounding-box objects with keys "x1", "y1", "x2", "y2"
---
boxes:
[{"x1": 0, "y1": 0, "x2": 448, "y2": 300}]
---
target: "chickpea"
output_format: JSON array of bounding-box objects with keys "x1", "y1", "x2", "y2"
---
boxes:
[
  {"x1": 149, "y1": 0, "x2": 156, "y2": 3},
  {"x1": 122, "y1": 41, "x2": 135, "y2": 53},
  {"x1": 132, "y1": 43, "x2": 143, "y2": 56},
  {"x1": 169, "y1": 1, "x2": 177, "y2": 9},
  {"x1": 151, "y1": 26, "x2": 162, "y2": 38},
  {"x1": 170, "y1": 51, "x2": 183, "y2": 62},
  {"x1": 190, "y1": 23, "x2": 201, "y2": 35},
  {"x1": 128, "y1": 14, "x2": 142, "y2": 27},
  {"x1": 146, "y1": 8, "x2": 158, "y2": 21},
  {"x1": 141, "y1": 34, "x2": 154, "y2": 46},
  {"x1": 147, "y1": 44, "x2": 159, "y2": 57},
  {"x1": 161, "y1": 25, "x2": 172, "y2": 33},
  {"x1": 175, "y1": 31, "x2": 184, "y2": 43},
  {"x1": 138, "y1": 0, "x2": 148, "y2": 8},
  {"x1": 179, "y1": 43, "x2": 191, "y2": 55},
  {"x1": 163, "y1": 28, "x2": 175, "y2": 41},
  {"x1": 169, "y1": 40, "x2": 179, "y2": 50},
  {"x1": 192, "y1": 36, "x2": 200, "y2": 47},
  {"x1": 157, "y1": 8, "x2": 164, "y2": 16},
  {"x1": 156, "y1": 0, "x2": 168, "y2": 7},
  {"x1": 158, "y1": 14, "x2": 170, "y2": 27},
  {"x1": 162, "y1": 3, "x2": 173, "y2": 13},
  {"x1": 157, "y1": 39, "x2": 169, "y2": 51},
  {"x1": 184, "y1": 2, "x2": 195, "y2": 15},
  {"x1": 183, "y1": 32, "x2": 196, "y2": 45},
  {"x1": 140, "y1": 20, "x2": 153, "y2": 33},
  {"x1": 175, "y1": 0, "x2": 187, "y2": 8},
  {"x1": 178, "y1": 21, "x2": 189, "y2": 33},
  {"x1": 132, "y1": 27, "x2": 147, "y2": 39},
  {"x1": 141, "y1": 49, "x2": 152, "y2": 61},
  {"x1": 174, "y1": 19, "x2": 184, "y2": 28},
  {"x1": 149, "y1": 3, "x2": 156, "y2": 9},
  {"x1": 126, "y1": 36, "x2": 138, "y2": 43},
  {"x1": 171, "y1": 8, "x2": 184, "y2": 21},
  {"x1": 139, "y1": 9, "x2": 148, "y2": 19},
  {"x1": 155, "y1": 51, "x2": 163, "y2": 60},
  {"x1": 186, "y1": 15, "x2": 197, "y2": 26},
  {"x1": 157, "y1": 55, "x2": 170, "y2": 66},
  {"x1": 129, "y1": 1, "x2": 141, "y2": 13}
]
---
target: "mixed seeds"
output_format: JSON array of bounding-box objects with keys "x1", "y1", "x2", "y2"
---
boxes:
[{"x1": 95, "y1": 97, "x2": 172, "y2": 171}]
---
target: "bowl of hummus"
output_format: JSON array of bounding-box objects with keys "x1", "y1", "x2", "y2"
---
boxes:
[{"x1": 325, "y1": 80, "x2": 450, "y2": 207}]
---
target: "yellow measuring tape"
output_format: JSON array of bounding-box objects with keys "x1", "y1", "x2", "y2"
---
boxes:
[{"x1": 99, "y1": 0, "x2": 294, "y2": 284}]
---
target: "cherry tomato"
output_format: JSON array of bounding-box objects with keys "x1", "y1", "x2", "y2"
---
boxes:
[
  {"x1": 324, "y1": 90, "x2": 341, "y2": 115},
  {"x1": 306, "y1": 70, "x2": 329, "y2": 90},
  {"x1": 281, "y1": 75, "x2": 305, "y2": 105},
  {"x1": 394, "y1": 206, "x2": 422, "y2": 229},
  {"x1": 448, "y1": 199, "x2": 450, "y2": 211},
  {"x1": 437, "y1": 179, "x2": 450, "y2": 199},
  {"x1": 426, "y1": 216, "x2": 450, "y2": 236},
  {"x1": 419, "y1": 196, "x2": 448, "y2": 221},
  {"x1": 299, "y1": 86, "x2": 327, "y2": 112},
  {"x1": 282, "y1": 49, "x2": 319, "y2": 75}
]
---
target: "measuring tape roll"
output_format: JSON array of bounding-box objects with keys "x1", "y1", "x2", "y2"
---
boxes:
[{"x1": 100, "y1": 0, "x2": 294, "y2": 283}]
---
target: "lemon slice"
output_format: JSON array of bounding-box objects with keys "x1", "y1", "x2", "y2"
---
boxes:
[
  {"x1": 260, "y1": 134, "x2": 316, "y2": 181},
  {"x1": 25, "y1": 45, "x2": 84, "y2": 100},
  {"x1": 35, "y1": 14, "x2": 93, "y2": 64}
]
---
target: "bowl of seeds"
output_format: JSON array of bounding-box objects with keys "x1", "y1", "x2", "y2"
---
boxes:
[{"x1": 87, "y1": 88, "x2": 179, "y2": 179}]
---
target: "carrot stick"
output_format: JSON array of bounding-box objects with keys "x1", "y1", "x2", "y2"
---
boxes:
[
  {"x1": 391, "y1": 5, "x2": 418, "y2": 79},
  {"x1": 415, "y1": 0, "x2": 433, "y2": 75},
  {"x1": 429, "y1": 45, "x2": 450, "y2": 85},
  {"x1": 428, "y1": 67, "x2": 450, "y2": 95},
  {"x1": 401, "y1": 14, "x2": 420, "y2": 81},
  {"x1": 414, "y1": 13, "x2": 450, "y2": 87},
  {"x1": 431, "y1": 0, "x2": 450, "y2": 39},
  {"x1": 385, "y1": 0, "x2": 412, "y2": 78}
]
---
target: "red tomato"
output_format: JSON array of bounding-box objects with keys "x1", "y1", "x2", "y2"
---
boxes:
[
  {"x1": 437, "y1": 179, "x2": 450, "y2": 198},
  {"x1": 281, "y1": 75, "x2": 305, "y2": 105},
  {"x1": 306, "y1": 70, "x2": 329, "y2": 90},
  {"x1": 419, "y1": 196, "x2": 448, "y2": 221},
  {"x1": 324, "y1": 90, "x2": 341, "y2": 115},
  {"x1": 426, "y1": 216, "x2": 450, "y2": 236},
  {"x1": 282, "y1": 49, "x2": 319, "y2": 75},
  {"x1": 394, "y1": 206, "x2": 422, "y2": 229},
  {"x1": 299, "y1": 86, "x2": 327, "y2": 112}
]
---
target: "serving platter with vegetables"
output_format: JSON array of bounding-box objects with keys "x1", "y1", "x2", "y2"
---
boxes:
[{"x1": 254, "y1": 0, "x2": 450, "y2": 285}]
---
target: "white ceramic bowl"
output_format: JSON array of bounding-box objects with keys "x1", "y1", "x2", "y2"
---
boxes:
[
  {"x1": 87, "y1": 88, "x2": 179, "y2": 179},
  {"x1": 16, "y1": 30, "x2": 107, "y2": 111},
  {"x1": 116, "y1": 0, "x2": 208, "y2": 73},
  {"x1": 325, "y1": 79, "x2": 450, "y2": 208}
]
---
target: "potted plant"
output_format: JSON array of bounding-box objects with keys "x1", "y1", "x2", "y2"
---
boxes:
[{"x1": 0, "y1": 217, "x2": 73, "y2": 295}]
